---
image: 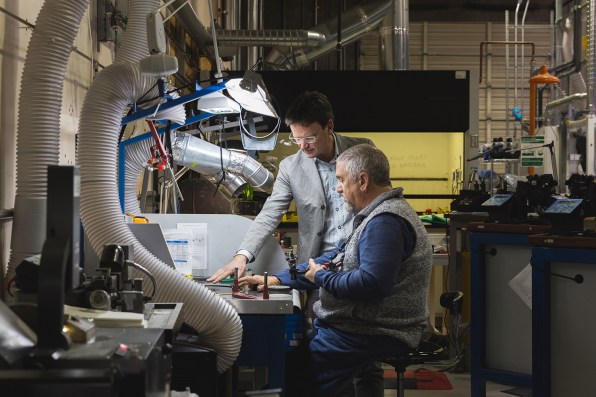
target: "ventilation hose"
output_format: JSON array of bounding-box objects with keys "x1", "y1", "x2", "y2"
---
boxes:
[{"x1": 78, "y1": 62, "x2": 242, "y2": 372}]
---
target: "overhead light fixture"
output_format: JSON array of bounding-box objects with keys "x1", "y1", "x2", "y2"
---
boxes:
[
  {"x1": 225, "y1": 77, "x2": 278, "y2": 119},
  {"x1": 196, "y1": 91, "x2": 240, "y2": 114},
  {"x1": 196, "y1": 73, "x2": 279, "y2": 120}
]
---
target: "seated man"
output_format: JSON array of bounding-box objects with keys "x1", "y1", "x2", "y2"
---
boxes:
[{"x1": 239, "y1": 144, "x2": 433, "y2": 396}]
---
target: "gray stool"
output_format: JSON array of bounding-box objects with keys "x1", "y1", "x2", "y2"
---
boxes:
[{"x1": 382, "y1": 340, "x2": 445, "y2": 397}]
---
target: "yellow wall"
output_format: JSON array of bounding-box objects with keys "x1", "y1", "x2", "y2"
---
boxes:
[
  {"x1": 263, "y1": 132, "x2": 464, "y2": 213},
  {"x1": 344, "y1": 132, "x2": 464, "y2": 212}
]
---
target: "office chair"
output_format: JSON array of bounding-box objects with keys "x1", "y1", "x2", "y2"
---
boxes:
[{"x1": 381, "y1": 291, "x2": 464, "y2": 397}]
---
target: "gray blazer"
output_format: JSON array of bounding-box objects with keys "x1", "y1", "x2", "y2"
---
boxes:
[{"x1": 238, "y1": 133, "x2": 373, "y2": 264}]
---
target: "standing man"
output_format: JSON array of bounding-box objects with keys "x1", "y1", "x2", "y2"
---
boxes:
[
  {"x1": 208, "y1": 90, "x2": 372, "y2": 281},
  {"x1": 240, "y1": 144, "x2": 433, "y2": 396}
]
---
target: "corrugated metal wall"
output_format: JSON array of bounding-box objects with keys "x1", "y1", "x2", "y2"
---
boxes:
[{"x1": 360, "y1": 21, "x2": 553, "y2": 147}]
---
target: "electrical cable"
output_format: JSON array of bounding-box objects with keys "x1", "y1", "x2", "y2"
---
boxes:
[
  {"x1": 213, "y1": 118, "x2": 226, "y2": 197},
  {"x1": 238, "y1": 107, "x2": 281, "y2": 140},
  {"x1": 126, "y1": 260, "x2": 157, "y2": 302}
]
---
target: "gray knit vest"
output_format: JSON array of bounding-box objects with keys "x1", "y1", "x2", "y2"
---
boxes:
[{"x1": 313, "y1": 188, "x2": 432, "y2": 348}]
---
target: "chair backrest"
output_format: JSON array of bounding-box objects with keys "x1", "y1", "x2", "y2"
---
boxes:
[{"x1": 440, "y1": 291, "x2": 463, "y2": 315}]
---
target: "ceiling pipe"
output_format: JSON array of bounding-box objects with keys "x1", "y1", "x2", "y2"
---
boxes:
[
  {"x1": 587, "y1": 0, "x2": 596, "y2": 113},
  {"x1": 379, "y1": 0, "x2": 409, "y2": 70},
  {"x1": 166, "y1": 0, "x2": 325, "y2": 62},
  {"x1": 167, "y1": 0, "x2": 391, "y2": 71},
  {"x1": 215, "y1": 29, "x2": 326, "y2": 48},
  {"x1": 264, "y1": 0, "x2": 393, "y2": 70},
  {"x1": 166, "y1": 0, "x2": 213, "y2": 58}
]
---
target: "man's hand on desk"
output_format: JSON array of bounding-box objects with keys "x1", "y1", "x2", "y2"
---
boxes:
[
  {"x1": 238, "y1": 274, "x2": 282, "y2": 292},
  {"x1": 207, "y1": 255, "x2": 248, "y2": 283}
]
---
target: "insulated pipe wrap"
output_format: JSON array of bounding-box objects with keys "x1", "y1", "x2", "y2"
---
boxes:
[
  {"x1": 78, "y1": 62, "x2": 242, "y2": 372},
  {"x1": 8, "y1": 0, "x2": 90, "y2": 281}
]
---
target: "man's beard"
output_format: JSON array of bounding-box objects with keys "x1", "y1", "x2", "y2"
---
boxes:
[{"x1": 344, "y1": 200, "x2": 356, "y2": 213}]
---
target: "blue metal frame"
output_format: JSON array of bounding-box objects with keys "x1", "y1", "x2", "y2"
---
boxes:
[
  {"x1": 117, "y1": 82, "x2": 223, "y2": 212},
  {"x1": 531, "y1": 246, "x2": 596, "y2": 397},
  {"x1": 470, "y1": 232, "x2": 533, "y2": 397},
  {"x1": 235, "y1": 314, "x2": 286, "y2": 395},
  {"x1": 120, "y1": 81, "x2": 225, "y2": 125}
]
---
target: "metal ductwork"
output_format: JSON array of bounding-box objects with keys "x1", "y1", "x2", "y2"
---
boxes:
[
  {"x1": 215, "y1": 29, "x2": 326, "y2": 48},
  {"x1": 264, "y1": 0, "x2": 393, "y2": 70},
  {"x1": 166, "y1": 0, "x2": 213, "y2": 58},
  {"x1": 168, "y1": 0, "x2": 393, "y2": 70},
  {"x1": 166, "y1": 0, "x2": 325, "y2": 60},
  {"x1": 171, "y1": 132, "x2": 274, "y2": 193},
  {"x1": 379, "y1": 0, "x2": 409, "y2": 70},
  {"x1": 207, "y1": 171, "x2": 247, "y2": 198}
]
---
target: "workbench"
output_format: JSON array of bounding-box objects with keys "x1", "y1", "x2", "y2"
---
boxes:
[
  {"x1": 201, "y1": 283, "x2": 294, "y2": 396},
  {"x1": 529, "y1": 235, "x2": 596, "y2": 397},
  {"x1": 469, "y1": 223, "x2": 549, "y2": 397}
]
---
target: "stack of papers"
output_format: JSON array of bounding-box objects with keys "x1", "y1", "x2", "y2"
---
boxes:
[{"x1": 64, "y1": 305, "x2": 146, "y2": 328}]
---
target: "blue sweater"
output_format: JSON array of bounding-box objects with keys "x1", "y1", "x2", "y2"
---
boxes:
[{"x1": 276, "y1": 214, "x2": 414, "y2": 302}]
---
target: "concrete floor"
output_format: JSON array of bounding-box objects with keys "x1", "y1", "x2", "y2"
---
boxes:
[{"x1": 383, "y1": 370, "x2": 528, "y2": 397}]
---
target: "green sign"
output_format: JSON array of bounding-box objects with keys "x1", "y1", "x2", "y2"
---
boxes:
[{"x1": 520, "y1": 136, "x2": 545, "y2": 167}]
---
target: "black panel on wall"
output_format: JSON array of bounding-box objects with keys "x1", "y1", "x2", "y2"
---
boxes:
[{"x1": 234, "y1": 70, "x2": 470, "y2": 133}]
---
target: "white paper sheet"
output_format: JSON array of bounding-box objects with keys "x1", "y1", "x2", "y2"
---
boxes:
[
  {"x1": 508, "y1": 263, "x2": 532, "y2": 310},
  {"x1": 177, "y1": 222, "x2": 208, "y2": 271},
  {"x1": 163, "y1": 229, "x2": 193, "y2": 276}
]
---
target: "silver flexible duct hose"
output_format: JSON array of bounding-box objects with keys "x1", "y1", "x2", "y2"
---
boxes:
[
  {"x1": 208, "y1": 171, "x2": 247, "y2": 198},
  {"x1": 78, "y1": 62, "x2": 242, "y2": 372},
  {"x1": 6, "y1": 0, "x2": 90, "y2": 283},
  {"x1": 122, "y1": 137, "x2": 250, "y2": 214},
  {"x1": 171, "y1": 132, "x2": 275, "y2": 192}
]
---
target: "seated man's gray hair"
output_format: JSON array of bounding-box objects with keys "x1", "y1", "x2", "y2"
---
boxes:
[{"x1": 337, "y1": 144, "x2": 392, "y2": 187}]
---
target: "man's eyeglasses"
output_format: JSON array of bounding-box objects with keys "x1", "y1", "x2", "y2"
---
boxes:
[{"x1": 288, "y1": 135, "x2": 317, "y2": 145}]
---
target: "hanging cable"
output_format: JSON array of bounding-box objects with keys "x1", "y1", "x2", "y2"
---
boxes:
[
  {"x1": 213, "y1": 117, "x2": 227, "y2": 197},
  {"x1": 126, "y1": 260, "x2": 157, "y2": 301},
  {"x1": 238, "y1": 107, "x2": 281, "y2": 140}
]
